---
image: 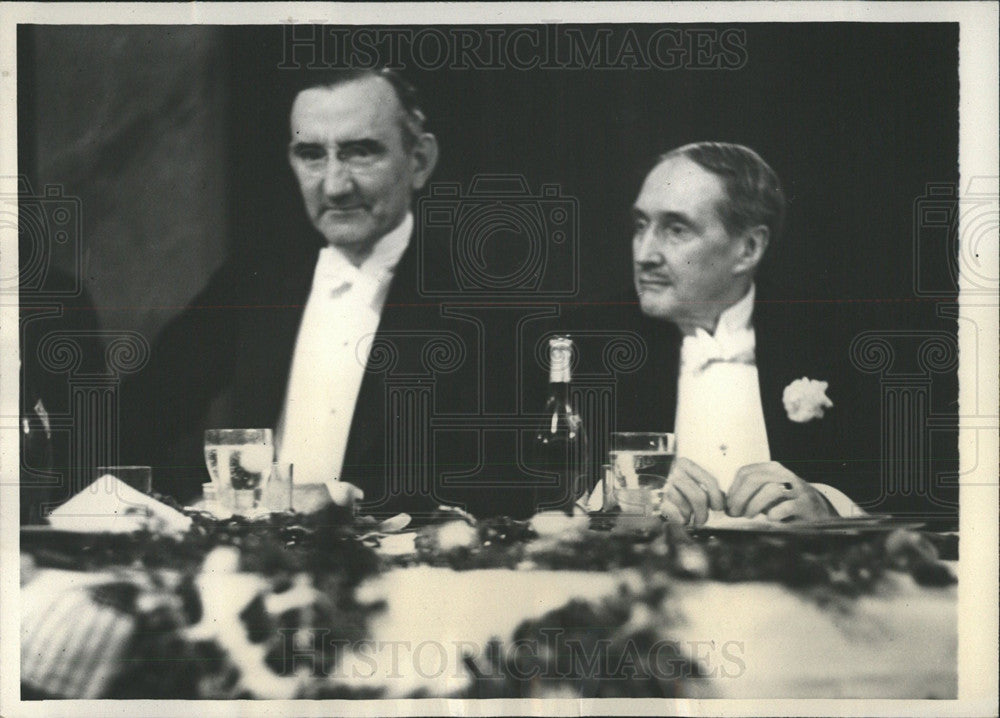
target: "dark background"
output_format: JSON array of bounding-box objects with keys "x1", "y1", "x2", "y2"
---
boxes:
[
  {"x1": 229, "y1": 24, "x2": 960, "y2": 316},
  {"x1": 18, "y1": 23, "x2": 960, "y2": 519},
  {"x1": 19, "y1": 23, "x2": 959, "y2": 339}
]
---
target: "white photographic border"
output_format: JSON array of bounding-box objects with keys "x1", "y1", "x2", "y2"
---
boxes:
[{"x1": 1, "y1": 3, "x2": 996, "y2": 717}]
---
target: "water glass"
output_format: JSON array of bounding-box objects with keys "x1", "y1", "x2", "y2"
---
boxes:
[
  {"x1": 608, "y1": 432, "x2": 676, "y2": 517},
  {"x1": 204, "y1": 428, "x2": 274, "y2": 515}
]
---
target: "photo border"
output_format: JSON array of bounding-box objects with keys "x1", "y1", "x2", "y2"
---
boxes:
[{"x1": 1, "y1": 3, "x2": 996, "y2": 717}]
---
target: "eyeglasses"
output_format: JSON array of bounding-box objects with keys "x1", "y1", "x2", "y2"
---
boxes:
[{"x1": 288, "y1": 140, "x2": 384, "y2": 175}]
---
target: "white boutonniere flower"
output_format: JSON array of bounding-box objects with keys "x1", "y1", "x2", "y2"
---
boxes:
[{"x1": 783, "y1": 377, "x2": 834, "y2": 423}]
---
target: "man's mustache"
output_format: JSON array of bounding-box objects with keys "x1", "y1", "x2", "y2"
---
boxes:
[
  {"x1": 320, "y1": 202, "x2": 368, "y2": 212},
  {"x1": 636, "y1": 274, "x2": 673, "y2": 285}
]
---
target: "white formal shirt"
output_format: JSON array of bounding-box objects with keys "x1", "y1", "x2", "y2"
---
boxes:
[
  {"x1": 673, "y1": 284, "x2": 858, "y2": 518},
  {"x1": 586, "y1": 284, "x2": 859, "y2": 518},
  {"x1": 276, "y1": 214, "x2": 412, "y2": 491},
  {"x1": 674, "y1": 284, "x2": 769, "y2": 495}
]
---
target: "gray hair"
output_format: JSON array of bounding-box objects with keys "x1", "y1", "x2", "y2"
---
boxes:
[
  {"x1": 661, "y1": 142, "x2": 786, "y2": 242},
  {"x1": 293, "y1": 68, "x2": 427, "y2": 150}
]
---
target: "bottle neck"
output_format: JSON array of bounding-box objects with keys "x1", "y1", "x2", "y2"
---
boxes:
[
  {"x1": 546, "y1": 380, "x2": 571, "y2": 406},
  {"x1": 548, "y1": 342, "x2": 572, "y2": 384}
]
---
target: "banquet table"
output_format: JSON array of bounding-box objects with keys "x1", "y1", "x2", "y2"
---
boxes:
[
  {"x1": 353, "y1": 564, "x2": 956, "y2": 699},
  {"x1": 18, "y1": 505, "x2": 958, "y2": 702}
]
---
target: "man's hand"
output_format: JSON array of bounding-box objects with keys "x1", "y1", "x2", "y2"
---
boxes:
[
  {"x1": 293, "y1": 481, "x2": 364, "y2": 514},
  {"x1": 726, "y1": 462, "x2": 834, "y2": 521},
  {"x1": 658, "y1": 457, "x2": 726, "y2": 526}
]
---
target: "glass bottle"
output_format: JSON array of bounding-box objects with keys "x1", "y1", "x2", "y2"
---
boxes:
[{"x1": 530, "y1": 336, "x2": 590, "y2": 514}]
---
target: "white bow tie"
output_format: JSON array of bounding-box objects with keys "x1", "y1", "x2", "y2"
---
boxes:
[
  {"x1": 681, "y1": 327, "x2": 756, "y2": 374},
  {"x1": 313, "y1": 253, "x2": 386, "y2": 310}
]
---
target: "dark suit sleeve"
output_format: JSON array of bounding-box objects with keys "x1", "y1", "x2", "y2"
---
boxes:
[{"x1": 119, "y1": 261, "x2": 244, "y2": 499}]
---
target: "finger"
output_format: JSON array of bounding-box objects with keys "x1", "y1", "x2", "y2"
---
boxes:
[
  {"x1": 664, "y1": 484, "x2": 693, "y2": 523},
  {"x1": 766, "y1": 499, "x2": 799, "y2": 522},
  {"x1": 328, "y1": 481, "x2": 364, "y2": 507},
  {"x1": 294, "y1": 484, "x2": 332, "y2": 513},
  {"x1": 730, "y1": 461, "x2": 792, "y2": 492},
  {"x1": 658, "y1": 493, "x2": 687, "y2": 525},
  {"x1": 672, "y1": 473, "x2": 710, "y2": 526},
  {"x1": 673, "y1": 458, "x2": 725, "y2": 512},
  {"x1": 726, "y1": 465, "x2": 753, "y2": 511},
  {"x1": 795, "y1": 490, "x2": 836, "y2": 520},
  {"x1": 726, "y1": 471, "x2": 775, "y2": 517},
  {"x1": 742, "y1": 482, "x2": 792, "y2": 518},
  {"x1": 737, "y1": 461, "x2": 778, "y2": 475}
]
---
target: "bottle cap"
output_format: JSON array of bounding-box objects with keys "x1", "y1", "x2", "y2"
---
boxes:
[{"x1": 549, "y1": 336, "x2": 573, "y2": 382}]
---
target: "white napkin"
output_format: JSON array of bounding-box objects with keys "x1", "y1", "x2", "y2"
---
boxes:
[{"x1": 47, "y1": 475, "x2": 192, "y2": 535}]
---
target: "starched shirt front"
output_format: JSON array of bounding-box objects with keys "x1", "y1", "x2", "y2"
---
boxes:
[
  {"x1": 672, "y1": 284, "x2": 858, "y2": 518},
  {"x1": 276, "y1": 214, "x2": 412, "y2": 491},
  {"x1": 674, "y1": 284, "x2": 770, "y2": 494}
]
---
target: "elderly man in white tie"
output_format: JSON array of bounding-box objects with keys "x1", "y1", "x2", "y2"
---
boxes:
[
  {"x1": 122, "y1": 69, "x2": 441, "y2": 511},
  {"x1": 628, "y1": 142, "x2": 859, "y2": 526}
]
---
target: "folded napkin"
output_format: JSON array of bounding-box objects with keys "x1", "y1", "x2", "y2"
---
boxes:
[{"x1": 48, "y1": 475, "x2": 192, "y2": 534}]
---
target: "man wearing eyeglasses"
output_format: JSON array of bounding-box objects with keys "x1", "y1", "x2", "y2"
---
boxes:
[{"x1": 123, "y1": 69, "x2": 440, "y2": 512}]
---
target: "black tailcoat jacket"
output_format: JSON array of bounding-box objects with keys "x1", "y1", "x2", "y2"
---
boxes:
[
  {"x1": 123, "y1": 235, "x2": 460, "y2": 516},
  {"x1": 529, "y1": 283, "x2": 957, "y2": 521},
  {"x1": 124, "y1": 249, "x2": 956, "y2": 522}
]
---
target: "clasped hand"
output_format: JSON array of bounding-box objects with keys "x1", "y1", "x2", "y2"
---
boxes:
[
  {"x1": 658, "y1": 458, "x2": 834, "y2": 526},
  {"x1": 293, "y1": 481, "x2": 365, "y2": 513}
]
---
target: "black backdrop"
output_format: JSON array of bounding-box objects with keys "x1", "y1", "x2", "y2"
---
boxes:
[
  {"x1": 17, "y1": 22, "x2": 961, "y2": 520},
  {"x1": 225, "y1": 23, "x2": 960, "y2": 521},
  {"x1": 227, "y1": 23, "x2": 959, "y2": 317}
]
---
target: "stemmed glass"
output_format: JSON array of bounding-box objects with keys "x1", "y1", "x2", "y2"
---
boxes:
[{"x1": 204, "y1": 429, "x2": 273, "y2": 515}]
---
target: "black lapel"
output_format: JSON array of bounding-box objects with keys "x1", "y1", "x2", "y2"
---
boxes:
[
  {"x1": 339, "y1": 235, "x2": 424, "y2": 490},
  {"x1": 751, "y1": 284, "x2": 795, "y2": 458},
  {"x1": 752, "y1": 283, "x2": 833, "y2": 468},
  {"x1": 639, "y1": 313, "x2": 682, "y2": 432}
]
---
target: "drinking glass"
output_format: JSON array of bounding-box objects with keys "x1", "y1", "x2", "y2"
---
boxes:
[
  {"x1": 596, "y1": 463, "x2": 614, "y2": 512},
  {"x1": 608, "y1": 432, "x2": 676, "y2": 517},
  {"x1": 262, "y1": 462, "x2": 294, "y2": 513},
  {"x1": 204, "y1": 429, "x2": 273, "y2": 514}
]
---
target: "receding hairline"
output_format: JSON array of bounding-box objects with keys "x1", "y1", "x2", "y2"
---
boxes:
[
  {"x1": 636, "y1": 155, "x2": 729, "y2": 207},
  {"x1": 646, "y1": 142, "x2": 785, "y2": 240},
  {"x1": 289, "y1": 73, "x2": 423, "y2": 148},
  {"x1": 644, "y1": 153, "x2": 723, "y2": 184},
  {"x1": 291, "y1": 75, "x2": 405, "y2": 116}
]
